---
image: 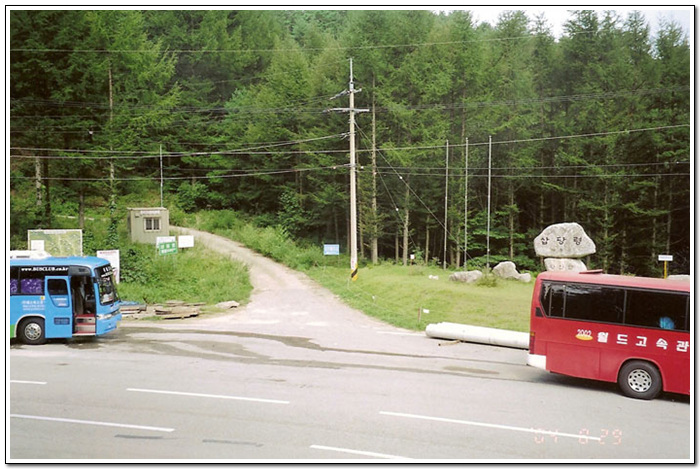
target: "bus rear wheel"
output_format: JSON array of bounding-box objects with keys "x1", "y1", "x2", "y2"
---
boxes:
[
  {"x1": 618, "y1": 360, "x2": 662, "y2": 400},
  {"x1": 19, "y1": 318, "x2": 46, "y2": 345}
]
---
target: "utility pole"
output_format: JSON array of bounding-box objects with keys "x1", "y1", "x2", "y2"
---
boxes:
[
  {"x1": 487, "y1": 135, "x2": 492, "y2": 269},
  {"x1": 160, "y1": 144, "x2": 164, "y2": 207},
  {"x1": 328, "y1": 58, "x2": 369, "y2": 281},
  {"x1": 443, "y1": 140, "x2": 449, "y2": 270},
  {"x1": 371, "y1": 75, "x2": 378, "y2": 265},
  {"x1": 464, "y1": 138, "x2": 468, "y2": 269}
]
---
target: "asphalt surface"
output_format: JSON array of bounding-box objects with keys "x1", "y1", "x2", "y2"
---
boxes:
[{"x1": 8, "y1": 228, "x2": 692, "y2": 461}]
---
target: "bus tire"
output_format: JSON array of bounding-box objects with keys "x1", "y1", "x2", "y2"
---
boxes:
[
  {"x1": 19, "y1": 317, "x2": 46, "y2": 345},
  {"x1": 618, "y1": 360, "x2": 662, "y2": 400}
]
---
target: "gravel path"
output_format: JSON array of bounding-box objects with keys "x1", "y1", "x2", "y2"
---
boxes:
[{"x1": 171, "y1": 227, "x2": 418, "y2": 348}]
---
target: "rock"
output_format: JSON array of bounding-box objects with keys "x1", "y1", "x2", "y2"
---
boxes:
[
  {"x1": 517, "y1": 272, "x2": 532, "y2": 283},
  {"x1": 544, "y1": 258, "x2": 588, "y2": 273},
  {"x1": 534, "y1": 222, "x2": 596, "y2": 258},
  {"x1": 216, "y1": 300, "x2": 240, "y2": 309},
  {"x1": 492, "y1": 261, "x2": 531, "y2": 283},
  {"x1": 493, "y1": 261, "x2": 518, "y2": 279},
  {"x1": 449, "y1": 270, "x2": 483, "y2": 283}
]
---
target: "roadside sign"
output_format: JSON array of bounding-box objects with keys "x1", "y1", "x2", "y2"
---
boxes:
[
  {"x1": 156, "y1": 236, "x2": 177, "y2": 255},
  {"x1": 323, "y1": 244, "x2": 340, "y2": 256},
  {"x1": 658, "y1": 254, "x2": 673, "y2": 279},
  {"x1": 178, "y1": 235, "x2": 194, "y2": 249},
  {"x1": 97, "y1": 249, "x2": 121, "y2": 283}
]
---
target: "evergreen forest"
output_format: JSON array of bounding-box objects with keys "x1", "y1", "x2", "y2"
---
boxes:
[{"x1": 9, "y1": 9, "x2": 691, "y2": 276}]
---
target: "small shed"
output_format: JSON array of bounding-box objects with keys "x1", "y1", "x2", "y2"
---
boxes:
[{"x1": 127, "y1": 207, "x2": 170, "y2": 244}]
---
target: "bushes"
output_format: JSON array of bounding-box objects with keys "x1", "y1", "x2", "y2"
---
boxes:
[
  {"x1": 193, "y1": 210, "x2": 327, "y2": 271},
  {"x1": 117, "y1": 244, "x2": 252, "y2": 305}
]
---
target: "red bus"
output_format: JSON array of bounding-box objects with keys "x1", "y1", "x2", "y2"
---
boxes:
[{"x1": 527, "y1": 270, "x2": 690, "y2": 400}]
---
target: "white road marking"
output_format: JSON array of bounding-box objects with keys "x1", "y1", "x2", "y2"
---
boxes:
[
  {"x1": 127, "y1": 388, "x2": 290, "y2": 405},
  {"x1": 310, "y1": 445, "x2": 411, "y2": 459},
  {"x1": 10, "y1": 380, "x2": 47, "y2": 385},
  {"x1": 10, "y1": 414, "x2": 174, "y2": 432},
  {"x1": 380, "y1": 411, "x2": 602, "y2": 442}
]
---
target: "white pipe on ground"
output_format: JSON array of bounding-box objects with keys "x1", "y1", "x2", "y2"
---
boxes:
[{"x1": 425, "y1": 322, "x2": 529, "y2": 350}]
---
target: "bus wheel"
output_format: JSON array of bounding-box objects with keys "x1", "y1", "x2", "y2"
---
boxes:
[
  {"x1": 618, "y1": 360, "x2": 662, "y2": 400},
  {"x1": 19, "y1": 318, "x2": 46, "y2": 345}
]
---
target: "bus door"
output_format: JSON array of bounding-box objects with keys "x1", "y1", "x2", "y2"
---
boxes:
[{"x1": 44, "y1": 276, "x2": 73, "y2": 338}]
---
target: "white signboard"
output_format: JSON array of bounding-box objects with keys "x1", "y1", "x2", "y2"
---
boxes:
[
  {"x1": 97, "y1": 249, "x2": 121, "y2": 283},
  {"x1": 30, "y1": 240, "x2": 45, "y2": 251},
  {"x1": 658, "y1": 255, "x2": 673, "y2": 262},
  {"x1": 178, "y1": 235, "x2": 195, "y2": 249},
  {"x1": 29, "y1": 229, "x2": 84, "y2": 256}
]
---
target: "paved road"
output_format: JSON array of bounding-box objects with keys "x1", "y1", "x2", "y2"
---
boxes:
[{"x1": 8, "y1": 228, "x2": 692, "y2": 461}]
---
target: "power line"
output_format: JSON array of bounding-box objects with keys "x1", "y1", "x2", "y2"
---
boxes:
[
  {"x1": 10, "y1": 123, "x2": 689, "y2": 161},
  {"x1": 11, "y1": 86, "x2": 688, "y2": 121},
  {"x1": 10, "y1": 164, "x2": 351, "y2": 182},
  {"x1": 10, "y1": 133, "x2": 349, "y2": 159}
]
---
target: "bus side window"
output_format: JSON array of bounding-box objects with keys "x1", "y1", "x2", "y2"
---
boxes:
[
  {"x1": 47, "y1": 279, "x2": 70, "y2": 308},
  {"x1": 626, "y1": 290, "x2": 688, "y2": 331},
  {"x1": 542, "y1": 282, "x2": 565, "y2": 317},
  {"x1": 20, "y1": 275, "x2": 44, "y2": 295},
  {"x1": 9, "y1": 267, "x2": 19, "y2": 294},
  {"x1": 48, "y1": 279, "x2": 69, "y2": 295},
  {"x1": 565, "y1": 284, "x2": 624, "y2": 324}
]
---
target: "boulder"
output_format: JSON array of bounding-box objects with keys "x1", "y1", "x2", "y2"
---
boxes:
[
  {"x1": 518, "y1": 272, "x2": 532, "y2": 283},
  {"x1": 534, "y1": 222, "x2": 596, "y2": 258},
  {"x1": 493, "y1": 261, "x2": 532, "y2": 283},
  {"x1": 544, "y1": 258, "x2": 588, "y2": 273},
  {"x1": 449, "y1": 270, "x2": 483, "y2": 283}
]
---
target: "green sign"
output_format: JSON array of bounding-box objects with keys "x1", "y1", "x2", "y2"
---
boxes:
[{"x1": 158, "y1": 241, "x2": 177, "y2": 255}]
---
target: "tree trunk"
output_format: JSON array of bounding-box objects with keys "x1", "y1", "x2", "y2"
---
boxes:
[
  {"x1": 509, "y1": 182, "x2": 515, "y2": 259},
  {"x1": 371, "y1": 75, "x2": 379, "y2": 265},
  {"x1": 395, "y1": 231, "x2": 399, "y2": 263},
  {"x1": 42, "y1": 158, "x2": 51, "y2": 226},
  {"x1": 79, "y1": 190, "x2": 85, "y2": 230},
  {"x1": 402, "y1": 181, "x2": 410, "y2": 266},
  {"x1": 424, "y1": 216, "x2": 430, "y2": 266},
  {"x1": 35, "y1": 156, "x2": 42, "y2": 208}
]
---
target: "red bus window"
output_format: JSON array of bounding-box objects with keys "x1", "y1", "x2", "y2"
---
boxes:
[
  {"x1": 564, "y1": 284, "x2": 624, "y2": 323},
  {"x1": 626, "y1": 290, "x2": 688, "y2": 331}
]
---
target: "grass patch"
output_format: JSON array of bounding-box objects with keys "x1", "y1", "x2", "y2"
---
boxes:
[
  {"x1": 306, "y1": 264, "x2": 533, "y2": 332},
  {"x1": 117, "y1": 244, "x2": 252, "y2": 306}
]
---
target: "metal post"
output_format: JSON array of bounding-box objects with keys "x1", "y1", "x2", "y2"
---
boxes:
[
  {"x1": 443, "y1": 140, "x2": 449, "y2": 270},
  {"x1": 464, "y1": 138, "x2": 468, "y2": 269},
  {"x1": 487, "y1": 135, "x2": 492, "y2": 269},
  {"x1": 160, "y1": 144, "x2": 163, "y2": 207}
]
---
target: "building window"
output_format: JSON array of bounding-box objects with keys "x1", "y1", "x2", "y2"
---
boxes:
[{"x1": 144, "y1": 217, "x2": 161, "y2": 232}]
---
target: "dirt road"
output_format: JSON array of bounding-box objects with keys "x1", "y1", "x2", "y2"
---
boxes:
[{"x1": 171, "y1": 227, "x2": 425, "y2": 350}]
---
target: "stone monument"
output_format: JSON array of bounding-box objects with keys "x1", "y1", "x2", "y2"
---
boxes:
[{"x1": 535, "y1": 222, "x2": 595, "y2": 272}]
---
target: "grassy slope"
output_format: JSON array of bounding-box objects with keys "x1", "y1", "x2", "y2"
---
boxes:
[
  {"x1": 117, "y1": 244, "x2": 253, "y2": 306},
  {"x1": 306, "y1": 264, "x2": 533, "y2": 332}
]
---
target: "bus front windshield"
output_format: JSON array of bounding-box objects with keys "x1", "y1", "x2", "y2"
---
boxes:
[{"x1": 95, "y1": 266, "x2": 118, "y2": 305}]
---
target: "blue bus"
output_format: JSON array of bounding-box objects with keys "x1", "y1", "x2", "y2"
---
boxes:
[{"x1": 9, "y1": 256, "x2": 122, "y2": 345}]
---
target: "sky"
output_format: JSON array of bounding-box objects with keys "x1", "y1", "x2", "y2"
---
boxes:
[{"x1": 463, "y1": 6, "x2": 692, "y2": 39}]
